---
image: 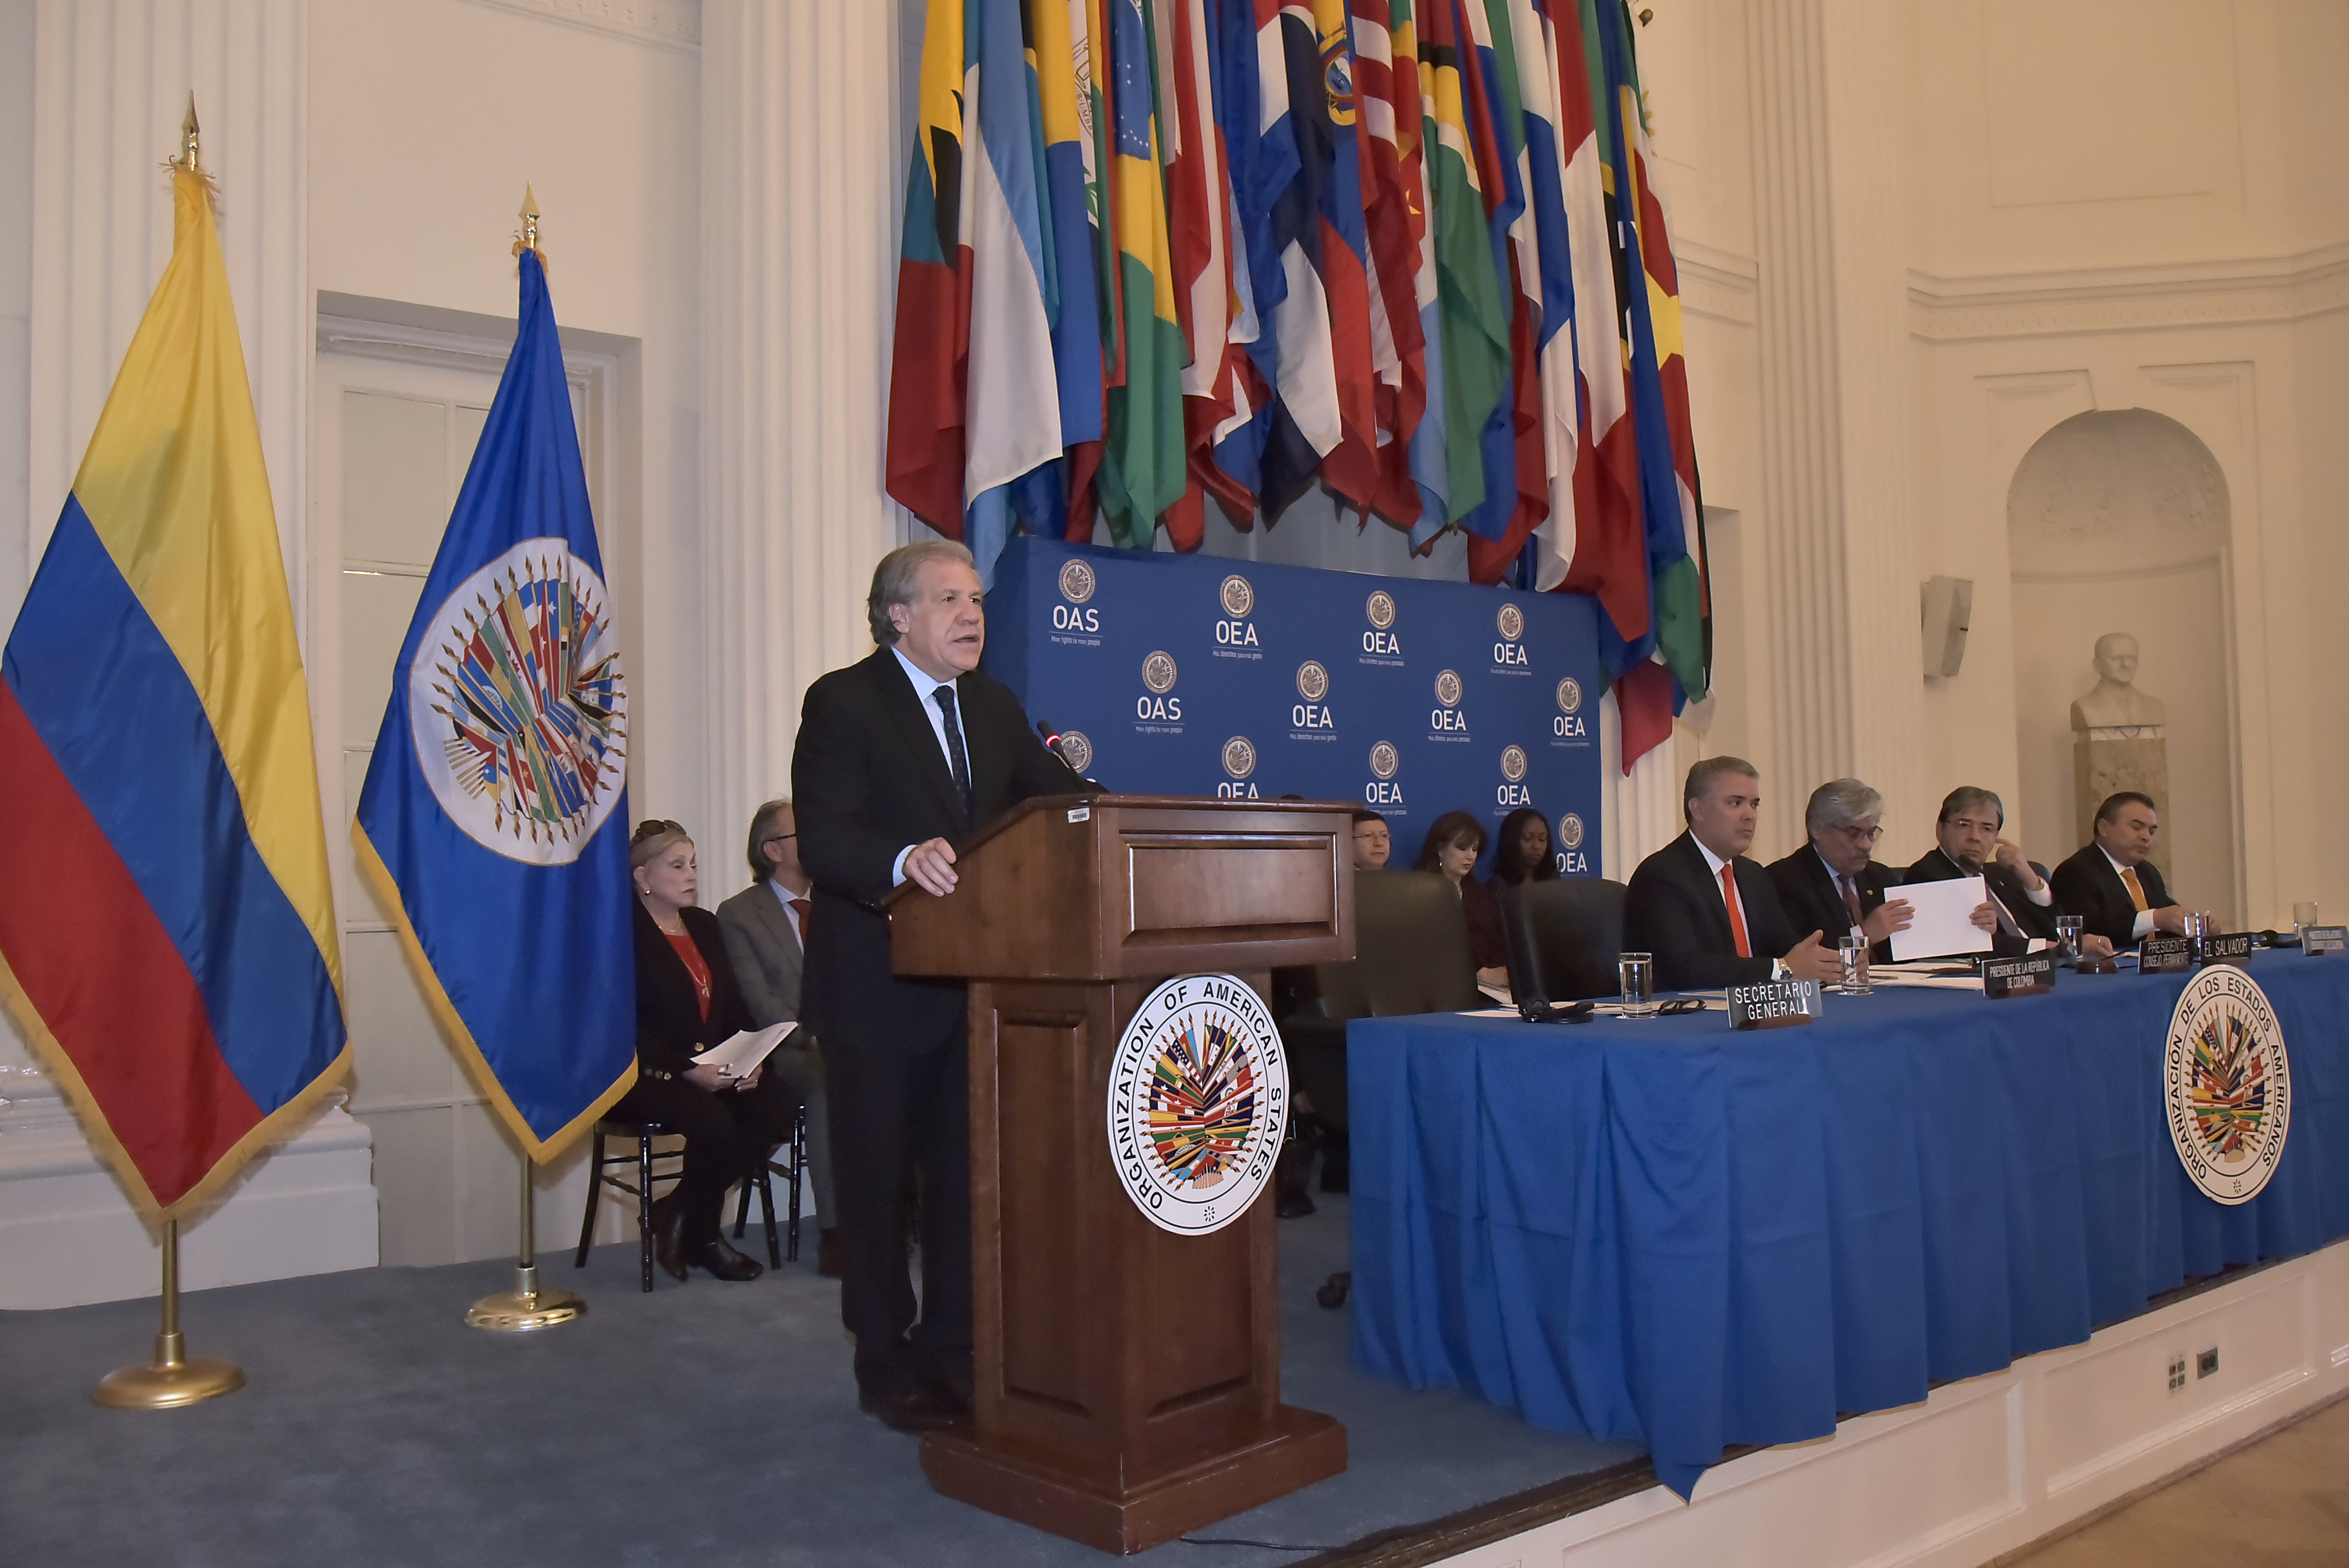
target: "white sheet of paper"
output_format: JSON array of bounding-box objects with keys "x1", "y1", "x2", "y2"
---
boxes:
[
  {"x1": 1889, "y1": 875, "x2": 1996, "y2": 962},
  {"x1": 691, "y1": 1021, "x2": 795, "y2": 1078}
]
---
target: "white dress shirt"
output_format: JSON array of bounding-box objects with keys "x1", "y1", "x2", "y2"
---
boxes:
[
  {"x1": 1692, "y1": 835, "x2": 1782, "y2": 975},
  {"x1": 1814, "y1": 845, "x2": 1867, "y2": 943},
  {"x1": 888, "y1": 644, "x2": 973, "y2": 886},
  {"x1": 767, "y1": 878, "x2": 808, "y2": 948}
]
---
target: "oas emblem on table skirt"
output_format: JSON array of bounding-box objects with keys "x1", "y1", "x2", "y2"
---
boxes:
[
  {"x1": 2164, "y1": 968, "x2": 2291, "y2": 1205},
  {"x1": 409, "y1": 537, "x2": 628, "y2": 864},
  {"x1": 1107, "y1": 975, "x2": 1289, "y2": 1235}
]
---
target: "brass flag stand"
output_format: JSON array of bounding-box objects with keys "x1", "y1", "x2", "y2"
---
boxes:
[
  {"x1": 466, "y1": 1152, "x2": 585, "y2": 1332},
  {"x1": 94, "y1": 1219, "x2": 246, "y2": 1409}
]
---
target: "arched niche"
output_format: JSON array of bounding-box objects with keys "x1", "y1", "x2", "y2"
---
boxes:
[{"x1": 2006, "y1": 409, "x2": 2236, "y2": 923}]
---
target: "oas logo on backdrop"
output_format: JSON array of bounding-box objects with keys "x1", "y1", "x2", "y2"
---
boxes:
[
  {"x1": 1219, "y1": 736, "x2": 1259, "y2": 798},
  {"x1": 1497, "y1": 744, "x2": 1531, "y2": 806},
  {"x1": 1366, "y1": 591, "x2": 1396, "y2": 630},
  {"x1": 1057, "y1": 730, "x2": 1094, "y2": 773},
  {"x1": 1296, "y1": 661, "x2": 1330, "y2": 703},
  {"x1": 1059, "y1": 560, "x2": 1097, "y2": 604},
  {"x1": 1136, "y1": 650, "x2": 1182, "y2": 728},
  {"x1": 1216, "y1": 574, "x2": 1261, "y2": 653},
  {"x1": 1365, "y1": 739, "x2": 1403, "y2": 809},
  {"x1": 1052, "y1": 558, "x2": 1101, "y2": 637},
  {"x1": 1556, "y1": 677, "x2": 1582, "y2": 714},
  {"x1": 1554, "y1": 674, "x2": 1590, "y2": 741},
  {"x1": 1557, "y1": 813, "x2": 1586, "y2": 851},
  {"x1": 1221, "y1": 574, "x2": 1255, "y2": 618},
  {"x1": 411, "y1": 538, "x2": 629, "y2": 863},
  {"x1": 1494, "y1": 602, "x2": 1528, "y2": 668},
  {"x1": 1142, "y1": 651, "x2": 1178, "y2": 694},
  {"x1": 1362, "y1": 590, "x2": 1401, "y2": 663},
  {"x1": 1292, "y1": 661, "x2": 1335, "y2": 737},
  {"x1": 1431, "y1": 669, "x2": 1468, "y2": 736}
]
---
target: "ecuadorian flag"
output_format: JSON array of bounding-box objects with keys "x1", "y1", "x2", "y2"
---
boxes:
[
  {"x1": 351, "y1": 246, "x2": 634, "y2": 1162},
  {"x1": 0, "y1": 167, "x2": 347, "y2": 1219}
]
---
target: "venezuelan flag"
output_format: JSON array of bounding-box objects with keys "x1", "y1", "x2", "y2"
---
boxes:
[{"x1": 0, "y1": 167, "x2": 347, "y2": 1219}]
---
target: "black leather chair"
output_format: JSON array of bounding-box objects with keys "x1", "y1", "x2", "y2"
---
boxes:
[{"x1": 1496, "y1": 877, "x2": 1629, "y2": 1004}]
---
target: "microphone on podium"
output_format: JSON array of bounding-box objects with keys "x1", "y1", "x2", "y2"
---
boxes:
[{"x1": 1035, "y1": 720, "x2": 1103, "y2": 793}]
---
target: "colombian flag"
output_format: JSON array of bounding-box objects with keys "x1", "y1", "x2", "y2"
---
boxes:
[{"x1": 0, "y1": 167, "x2": 348, "y2": 1218}]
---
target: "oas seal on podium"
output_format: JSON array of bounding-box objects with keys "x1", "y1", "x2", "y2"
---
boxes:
[{"x1": 1106, "y1": 973, "x2": 1288, "y2": 1234}]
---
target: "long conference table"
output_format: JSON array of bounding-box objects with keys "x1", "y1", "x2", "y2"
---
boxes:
[{"x1": 1347, "y1": 956, "x2": 2349, "y2": 1498}]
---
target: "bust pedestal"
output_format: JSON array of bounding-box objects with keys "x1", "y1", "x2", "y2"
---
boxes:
[{"x1": 2073, "y1": 727, "x2": 2170, "y2": 880}]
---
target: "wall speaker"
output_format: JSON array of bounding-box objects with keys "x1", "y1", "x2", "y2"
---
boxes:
[{"x1": 1920, "y1": 576, "x2": 1972, "y2": 678}]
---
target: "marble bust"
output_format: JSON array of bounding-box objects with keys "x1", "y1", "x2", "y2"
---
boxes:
[{"x1": 2070, "y1": 632, "x2": 2166, "y2": 734}]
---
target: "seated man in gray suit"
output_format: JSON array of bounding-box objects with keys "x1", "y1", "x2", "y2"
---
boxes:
[{"x1": 716, "y1": 798, "x2": 839, "y2": 1277}]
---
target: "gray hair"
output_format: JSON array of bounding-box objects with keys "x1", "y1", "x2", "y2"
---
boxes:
[
  {"x1": 1936, "y1": 786, "x2": 2005, "y2": 829},
  {"x1": 745, "y1": 798, "x2": 792, "y2": 883},
  {"x1": 867, "y1": 539, "x2": 977, "y2": 644},
  {"x1": 1683, "y1": 755, "x2": 1760, "y2": 821},
  {"x1": 1805, "y1": 778, "x2": 1883, "y2": 836}
]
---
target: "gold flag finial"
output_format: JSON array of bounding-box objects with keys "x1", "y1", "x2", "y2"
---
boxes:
[
  {"x1": 513, "y1": 184, "x2": 546, "y2": 264},
  {"x1": 173, "y1": 93, "x2": 201, "y2": 174}
]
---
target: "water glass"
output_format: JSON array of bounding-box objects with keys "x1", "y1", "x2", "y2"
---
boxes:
[
  {"x1": 2056, "y1": 915, "x2": 2084, "y2": 965},
  {"x1": 1836, "y1": 935, "x2": 1870, "y2": 994},
  {"x1": 1618, "y1": 952, "x2": 1657, "y2": 1016},
  {"x1": 2295, "y1": 901, "x2": 2318, "y2": 945}
]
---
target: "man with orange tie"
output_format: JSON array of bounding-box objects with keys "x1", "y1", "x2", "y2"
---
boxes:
[
  {"x1": 1625, "y1": 757, "x2": 1843, "y2": 991},
  {"x1": 2051, "y1": 791, "x2": 2194, "y2": 950}
]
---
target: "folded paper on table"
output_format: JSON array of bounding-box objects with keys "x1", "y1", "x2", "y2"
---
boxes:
[
  {"x1": 691, "y1": 1021, "x2": 795, "y2": 1078},
  {"x1": 1890, "y1": 875, "x2": 1996, "y2": 962}
]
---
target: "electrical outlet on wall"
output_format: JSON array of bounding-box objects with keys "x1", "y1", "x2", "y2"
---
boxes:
[
  {"x1": 2168, "y1": 1353, "x2": 2188, "y2": 1393},
  {"x1": 2198, "y1": 1347, "x2": 2219, "y2": 1379}
]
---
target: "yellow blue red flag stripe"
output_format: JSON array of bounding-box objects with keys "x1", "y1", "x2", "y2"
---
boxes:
[{"x1": 0, "y1": 167, "x2": 347, "y2": 1218}]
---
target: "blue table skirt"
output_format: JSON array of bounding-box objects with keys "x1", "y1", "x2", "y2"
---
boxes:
[{"x1": 1348, "y1": 959, "x2": 2349, "y2": 1498}]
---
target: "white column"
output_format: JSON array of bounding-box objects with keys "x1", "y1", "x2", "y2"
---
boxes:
[
  {"x1": 1746, "y1": 0, "x2": 1926, "y2": 844},
  {"x1": 700, "y1": 0, "x2": 913, "y2": 850},
  {"x1": 5, "y1": 0, "x2": 375, "y2": 1306}
]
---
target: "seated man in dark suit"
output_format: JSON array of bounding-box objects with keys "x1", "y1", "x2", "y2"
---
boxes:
[
  {"x1": 1903, "y1": 786, "x2": 2112, "y2": 959},
  {"x1": 1625, "y1": 756, "x2": 1839, "y2": 990},
  {"x1": 1766, "y1": 778, "x2": 1912, "y2": 966},
  {"x1": 2051, "y1": 791, "x2": 2192, "y2": 950}
]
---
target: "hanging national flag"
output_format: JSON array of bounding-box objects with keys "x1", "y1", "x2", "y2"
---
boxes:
[
  {"x1": 1034, "y1": 0, "x2": 1110, "y2": 543},
  {"x1": 1160, "y1": 0, "x2": 1238, "y2": 550},
  {"x1": 1300, "y1": 0, "x2": 1383, "y2": 515},
  {"x1": 1205, "y1": 0, "x2": 1302, "y2": 517},
  {"x1": 1097, "y1": 0, "x2": 1189, "y2": 546},
  {"x1": 1351, "y1": 0, "x2": 1430, "y2": 532},
  {"x1": 1415, "y1": 0, "x2": 1511, "y2": 530},
  {"x1": 886, "y1": 0, "x2": 972, "y2": 536},
  {"x1": 352, "y1": 247, "x2": 634, "y2": 1160},
  {"x1": 0, "y1": 165, "x2": 347, "y2": 1216},
  {"x1": 1593, "y1": 0, "x2": 1705, "y2": 768},
  {"x1": 1068, "y1": 0, "x2": 1122, "y2": 543},
  {"x1": 1512, "y1": 0, "x2": 1581, "y2": 592},
  {"x1": 1540, "y1": 0, "x2": 1643, "y2": 624}
]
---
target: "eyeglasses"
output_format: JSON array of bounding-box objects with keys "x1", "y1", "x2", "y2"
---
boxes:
[{"x1": 1830, "y1": 823, "x2": 1883, "y2": 842}]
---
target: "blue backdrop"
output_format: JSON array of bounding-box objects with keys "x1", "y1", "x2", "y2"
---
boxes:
[{"x1": 983, "y1": 537, "x2": 1606, "y2": 875}]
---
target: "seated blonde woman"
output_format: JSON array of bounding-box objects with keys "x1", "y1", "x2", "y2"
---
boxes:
[{"x1": 615, "y1": 819, "x2": 802, "y2": 1283}]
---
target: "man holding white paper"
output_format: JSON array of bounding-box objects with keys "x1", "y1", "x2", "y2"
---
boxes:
[{"x1": 1903, "y1": 787, "x2": 2114, "y2": 961}]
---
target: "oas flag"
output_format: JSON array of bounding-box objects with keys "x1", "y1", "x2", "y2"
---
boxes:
[
  {"x1": 352, "y1": 246, "x2": 634, "y2": 1160},
  {"x1": 0, "y1": 167, "x2": 348, "y2": 1217}
]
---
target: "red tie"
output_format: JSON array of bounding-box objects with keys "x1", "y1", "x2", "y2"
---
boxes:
[
  {"x1": 1839, "y1": 875, "x2": 1864, "y2": 930},
  {"x1": 789, "y1": 896, "x2": 811, "y2": 946},
  {"x1": 1721, "y1": 864, "x2": 1752, "y2": 958}
]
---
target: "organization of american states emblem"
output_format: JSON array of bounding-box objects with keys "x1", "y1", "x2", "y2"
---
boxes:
[
  {"x1": 1497, "y1": 603, "x2": 1525, "y2": 641},
  {"x1": 1556, "y1": 677, "x2": 1583, "y2": 714},
  {"x1": 1222, "y1": 736, "x2": 1257, "y2": 779},
  {"x1": 1368, "y1": 741, "x2": 1399, "y2": 780},
  {"x1": 1296, "y1": 660, "x2": 1330, "y2": 702},
  {"x1": 1557, "y1": 812, "x2": 1586, "y2": 851},
  {"x1": 2164, "y1": 969, "x2": 2290, "y2": 1205},
  {"x1": 1499, "y1": 745, "x2": 1528, "y2": 782},
  {"x1": 1057, "y1": 729, "x2": 1094, "y2": 773},
  {"x1": 410, "y1": 538, "x2": 627, "y2": 864},
  {"x1": 1142, "y1": 650, "x2": 1179, "y2": 694},
  {"x1": 1058, "y1": 559, "x2": 1097, "y2": 603},
  {"x1": 1365, "y1": 590, "x2": 1396, "y2": 630},
  {"x1": 1220, "y1": 574, "x2": 1255, "y2": 618},
  {"x1": 1435, "y1": 670, "x2": 1463, "y2": 707},
  {"x1": 1106, "y1": 974, "x2": 1289, "y2": 1235}
]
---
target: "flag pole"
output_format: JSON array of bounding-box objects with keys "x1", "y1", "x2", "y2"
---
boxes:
[
  {"x1": 466, "y1": 1148, "x2": 585, "y2": 1331},
  {"x1": 94, "y1": 1219, "x2": 246, "y2": 1408}
]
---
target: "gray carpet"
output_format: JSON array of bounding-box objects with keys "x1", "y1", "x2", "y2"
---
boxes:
[{"x1": 0, "y1": 1197, "x2": 1638, "y2": 1566}]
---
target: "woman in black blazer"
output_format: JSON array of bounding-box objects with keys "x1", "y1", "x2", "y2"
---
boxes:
[
  {"x1": 613, "y1": 819, "x2": 802, "y2": 1282},
  {"x1": 1413, "y1": 811, "x2": 1510, "y2": 987}
]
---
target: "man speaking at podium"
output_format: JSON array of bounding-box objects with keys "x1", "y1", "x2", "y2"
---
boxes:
[{"x1": 792, "y1": 540, "x2": 1070, "y2": 1433}]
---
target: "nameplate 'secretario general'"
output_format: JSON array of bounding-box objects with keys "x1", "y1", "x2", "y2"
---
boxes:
[
  {"x1": 1106, "y1": 974, "x2": 1289, "y2": 1235},
  {"x1": 2164, "y1": 967, "x2": 2291, "y2": 1206}
]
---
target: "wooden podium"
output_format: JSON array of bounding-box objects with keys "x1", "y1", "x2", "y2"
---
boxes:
[{"x1": 889, "y1": 796, "x2": 1355, "y2": 1554}]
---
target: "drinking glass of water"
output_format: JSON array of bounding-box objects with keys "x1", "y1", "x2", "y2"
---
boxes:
[
  {"x1": 1618, "y1": 952, "x2": 1657, "y2": 1016},
  {"x1": 2295, "y1": 902, "x2": 2319, "y2": 945},
  {"x1": 1836, "y1": 935, "x2": 1870, "y2": 994},
  {"x1": 2056, "y1": 915, "x2": 2084, "y2": 965}
]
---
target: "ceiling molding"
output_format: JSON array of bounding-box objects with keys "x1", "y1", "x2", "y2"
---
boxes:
[
  {"x1": 1908, "y1": 242, "x2": 2349, "y2": 342},
  {"x1": 458, "y1": 0, "x2": 700, "y2": 52},
  {"x1": 1676, "y1": 238, "x2": 1760, "y2": 327}
]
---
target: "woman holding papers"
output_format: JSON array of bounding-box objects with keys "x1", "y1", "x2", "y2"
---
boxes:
[
  {"x1": 616, "y1": 819, "x2": 803, "y2": 1283},
  {"x1": 1413, "y1": 812, "x2": 1510, "y2": 987}
]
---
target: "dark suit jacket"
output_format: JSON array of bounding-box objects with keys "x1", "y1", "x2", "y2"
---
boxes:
[
  {"x1": 790, "y1": 648, "x2": 1069, "y2": 1053},
  {"x1": 1903, "y1": 846, "x2": 2059, "y2": 957},
  {"x1": 1624, "y1": 832, "x2": 1801, "y2": 990},
  {"x1": 2051, "y1": 845, "x2": 2173, "y2": 949},
  {"x1": 716, "y1": 880, "x2": 808, "y2": 1032},
  {"x1": 1768, "y1": 845, "x2": 1902, "y2": 965},
  {"x1": 633, "y1": 902, "x2": 754, "y2": 1079}
]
